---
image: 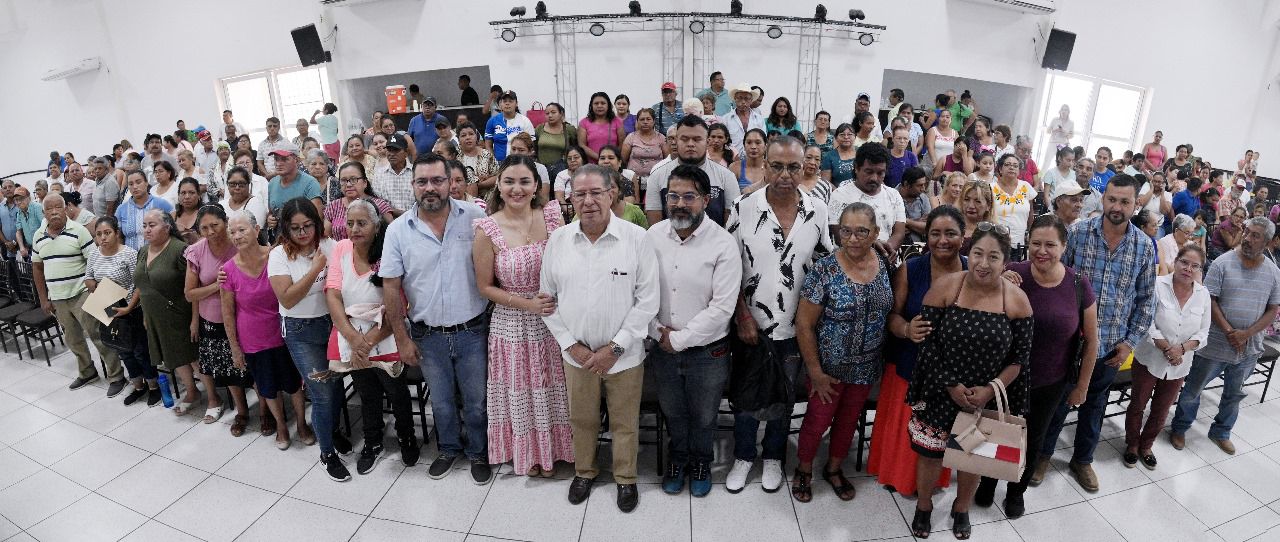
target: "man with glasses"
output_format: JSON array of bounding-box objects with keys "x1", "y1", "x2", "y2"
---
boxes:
[
  {"x1": 381, "y1": 153, "x2": 493, "y2": 485},
  {"x1": 258, "y1": 117, "x2": 289, "y2": 177},
  {"x1": 725, "y1": 135, "x2": 833, "y2": 494},
  {"x1": 373, "y1": 134, "x2": 415, "y2": 216},
  {"x1": 826, "y1": 142, "x2": 907, "y2": 255},
  {"x1": 643, "y1": 115, "x2": 740, "y2": 227},
  {"x1": 646, "y1": 164, "x2": 741, "y2": 498},
  {"x1": 541, "y1": 164, "x2": 659, "y2": 512},
  {"x1": 1169, "y1": 217, "x2": 1280, "y2": 456}
]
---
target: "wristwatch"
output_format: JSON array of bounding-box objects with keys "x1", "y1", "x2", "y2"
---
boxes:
[{"x1": 609, "y1": 342, "x2": 625, "y2": 357}]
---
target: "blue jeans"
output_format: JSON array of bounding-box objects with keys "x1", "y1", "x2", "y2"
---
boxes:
[
  {"x1": 652, "y1": 341, "x2": 731, "y2": 466},
  {"x1": 283, "y1": 315, "x2": 339, "y2": 455},
  {"x1": 1040, "y1": 359, "x2": 1117, "y2": 464},
  {"x1": 1171, "y1": 355, "x2": 1259, "y2": 440},
  {"x1": 732, "y1": 338, "x2": 801, "y2": 462},
  {"x1": 412, "y1": 321, "x2": 488, "y2": 461},
  {"x1": 117, "y1": 310, "x2": 157, "y2": 381}
]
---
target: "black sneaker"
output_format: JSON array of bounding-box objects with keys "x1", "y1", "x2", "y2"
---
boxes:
[
  {"x1": 323, "y1": 452, "x2": 351, "y2": 482},
  {"x1": 356, "y1": 443, "x2": 384, "y2": 475},
  {"x1": 106, "y1": 379, "x2": 128, "y2": 398},
  {"x1": 333, "y1": 432, "x2": 353, "y2": 456},
  {"x1": 146, "y1": 388, "x2": 162, "y2": 406},
  {"x1": 428, "y1": 454, "x2": 457, "y2": 479},
  {"x1": 1139, "y1": 452, "x2": 1158, "y2": 470},
  {"x1": 68, "y1": 374, "x2": 99, "y2": 390},
  {"x1": 121, "y1": 387, "x2": 147, "y2": 406},
  {"x1": 399, "y1": 436, "x2": 420, "y2": 467},
  {"x1": 1122, "y1": 451, "x2": 1138, "y2": 468},
  {"x1": 470, "y1": 459, "x2": 493, "y2": 485}
]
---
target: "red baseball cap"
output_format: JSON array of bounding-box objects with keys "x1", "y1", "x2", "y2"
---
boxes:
[{"x1": 661, "y1": 82, "x2": 677, "y2": 91}]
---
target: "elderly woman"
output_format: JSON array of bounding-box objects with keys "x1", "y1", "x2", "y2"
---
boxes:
[
  {"x1": 221, "y1": 167, "x2": 268, "y2": 230},
  {"x1": 116, "y1": 170, "x2": 175, "y2": 250},
  {"x1": 959, "y1": 180, "x2": 995, "y2": 256},
  {"x1": 1157, "y1": 214, "x2": 1197, "y2": 275},
  {"x1": 62, "y1": 191, "x2": 95, "y2": 226},
  {"x1": 798, "y1": 144, "x2": 834, "y2": 205},
  {"x1": 325, "y1": 162, "x2": 394, "y2": 241},
  {"x1": 221, "y1": 213, "x2": 306, "y2": 449},
  {"x1": 232, "y1": 150, "x2": 270, "y2": 203},
  {"x1": 34, "y1": 180, "x2": 49, "y2": 203},
  {"x1": 459, "y1": 123, "x2": 498, "y2": 196},
  {"x1": 86, "y1": 216, "x2": 157, "y2": 405},
  {"x1": 134, "y1": 209, "x2": 202, "y2": 415},
  {"x1": 870, "y1": 206, "x2": 968, "y2": 496},
  {"x1": 791, "y1": 203, "x2": 893, "y2": 503},
  {"x1": 1124, "y1": 244, "x2": 1210, "y2": 470},
  {"x1": 176, "y1": 150, "x2": 205, "y2": 190},
  {"x1": 173, "y1": 178, "x2": 202, "y2": 245},
  {"x1": 209, "y1": 141, "x2": 233, "y2": 193},
  {"x1": 304, "y1": 148, "x2": 341, "y2": 204},
  {"x1": 906, "y1": 224, "x2": 1033, "y2": 539}
]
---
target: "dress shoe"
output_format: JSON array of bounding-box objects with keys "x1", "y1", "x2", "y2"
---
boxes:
[
  {"x1": 616, "y1": 483, "x2": 638, "y2": 513},
  {"x1": 568, "y1": 476, "x2": 595, "y2": 505}
]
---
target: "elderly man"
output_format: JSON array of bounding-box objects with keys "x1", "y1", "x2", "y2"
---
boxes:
[
  {"x1": 265, "y1": 146, "x2": 323, "y2": 233},
  {"x1": 1051, "y1": 182, "x2": 1091, "y2": 226},
  {"x1": 719, "y1": 83, "x2": 765, "y2": 156},
  {"x1": 1072, "y1": 158, "x2": 1104, "y2": 219},
  {"x1": 0, "y1": 180, "x2": 18, "y2": 257},
  {"x1": 13, "y1": 187, "x2": 44, "y2": 260},
  {"x1": 194, "y1": 128, "x2": 219, "y2": 174},
  {"x1": 292, "y1": 119, "x2": 311, "y2": 148},
  {"x1": 726, "y1": 135, "x2": 833, "y2": 493},
  {"x1": 33, "y1": 194, "x2": 126, "y2": 395},
  {"x1": 827, "y1": 142, "x2": 908, "y2": 255},
  {"x1": 644, "y1": 115, "x2": 741, "y2": 227},
  {"x1": 651, "y1": 82, "x2": 686, "y2": 135},
  {"x1": 647, "y1": 164, "x2": 741, "y2": 498},
  {"x1": 372, "y1": 134, "x2": 415, "y2": 215},
  {"x1": 542, "y1": 164, "x2": 659, "y2": 512},
  {"x1": 381, "y1": 153, "x2": 491, "y2": 484},
  {"x1": 1170, "y1": 217, "x2": 1280, "y2": 455},
  {"x1": 63, "y1": 161, "x2": 87, "y2": 197}
]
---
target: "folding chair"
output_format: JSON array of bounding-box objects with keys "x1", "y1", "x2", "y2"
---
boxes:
[
  {"x1": 12, "y1": 261, "x2": 66, "y2": 365},
  {"x1": 0, "y1": 260, "x2": 39, "y2": 361}
]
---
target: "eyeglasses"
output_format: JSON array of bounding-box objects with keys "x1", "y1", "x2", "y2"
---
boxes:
[
  {"x1": 976, "y1": 221, "x2": 1011, "y2": 235},
  {"x1": 767, "y1": 162, "x2": 804, "y2": 176},
  {"x1": 665, "y1": 192, "x2": 702, "y2": 204},
  {"x1": 836, "y1": 226, "x2": 874, "y2": 240},
  {"x1": 570, "y1": 189, "x2": 609, "y2": 201},
  {"x1": 412, "y1": 176, "x2": 449, "y2": 188},
  {"x1": 1175, "y1": 258, "x2": 1203, "y2": 271},
  {"x1": 288, "y1": 223, "x2": 315, "y2": 235},
  {"x1": 226, "y1": 181, "x2": 249, "y2": 187},
  {"x1": 339, "y1": 177, "x2": 364, "y2": 185}
]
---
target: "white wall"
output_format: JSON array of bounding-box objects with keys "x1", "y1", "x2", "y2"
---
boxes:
[{"x1": 1, "y1": 0, "x2": 1276, "y2": 177}]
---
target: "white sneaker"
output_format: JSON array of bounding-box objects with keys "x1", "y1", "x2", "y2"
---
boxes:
[
  {"x1": 725, "y1": 459, "x2": 753, "y2": 494},
  {"x1": 761, "y1": 459, "x2": 784, "y2": 493}
]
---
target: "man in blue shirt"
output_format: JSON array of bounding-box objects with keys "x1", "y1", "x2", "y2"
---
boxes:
[
  {"x1": 0, "y1": 180, "x2": 18, "y2": 258},
  {"x1": 651, "y1": 82, "x2": 686, "y2": 135},
  {"x1": 265, "y1": 147, "x2": 323, "y2": 236},
  {"x1": 407, "y1": 97, "x2": 448, "y2": 156},
  {"x1": 13, "y1": 187, "x2": 44, "y2": 260},
  {"x1": 1171, "y1": 174, "x2": 1202, "y2": 219},
  {"x1": 698, "y1": 71, "x2": 732, "y2": 116}
]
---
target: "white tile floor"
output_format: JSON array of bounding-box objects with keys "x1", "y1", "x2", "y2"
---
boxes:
[{"x1": 0, "y1": 347, "x2": 1279, "y2": 542}]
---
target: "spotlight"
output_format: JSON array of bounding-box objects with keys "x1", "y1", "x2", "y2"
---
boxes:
[
  {"x1": 848, "y1": 9, "x2": 865, "y2": 21},
  {"x1": 501, "y1": 28, "x2": 517, "y2": 42},
  {"x1": 510, "y1": 5, "x2": 526, "y2": 17},
  {"x1": 689, "y1": 20, "x2": 705, "y2": 33},
  {"x1": 815, "y1": 4, "x2": 826, "y2": 21},
  {"x1": 766, "y1": 25, "x2": 782, "y2": 39},
  {"x1": 858, "y1": 32, "x2": 874, "y2": 46},
  {"x1": 589, "y1": 22, "x2": 606, "y2": 36},
  {"x1": 628, "y1": 0, "x2": 642, "y2": 16},
  {"x1": 730, "y1": 0, "x2": 743, "y2": 16},
  {"x1": 535, "y1": 1, "x2": 547, "y2": 18}
]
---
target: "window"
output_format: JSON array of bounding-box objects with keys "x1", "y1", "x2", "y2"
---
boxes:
[
  {"x1": 219, "y1": 66, "x2": 332, "y2": 146},
  {"x1": 1032, "y1": 71, "x2": 1148, "y2": 167}
]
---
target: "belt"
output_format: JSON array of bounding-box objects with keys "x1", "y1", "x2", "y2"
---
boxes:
[
  {"x1": 682, "y1": 337, "x2": 729, "y2": 354},
  {"x1": 415, "y1": 313, "x2": 488, "y2": 334}
]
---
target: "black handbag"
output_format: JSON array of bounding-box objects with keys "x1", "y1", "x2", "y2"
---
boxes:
[
  {"x1": 99, "y1": 302, "x2": 134, "y2": 352},
  {"x1": 1069, "y1": 272, "x2": 1086, "y2": 382},
  {"x1": 728, "y1": 329, "x2": 793, "y2": 421}
]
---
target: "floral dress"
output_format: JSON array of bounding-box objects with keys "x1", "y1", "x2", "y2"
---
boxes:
[{"x1": 477, "y1": 200, "x2": 575, "y2": 472}]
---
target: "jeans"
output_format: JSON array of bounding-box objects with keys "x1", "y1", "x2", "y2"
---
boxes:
[
  {"x1": 981, "y1": 378, "x2": 1069, "y2": 498},
  {"x1": 351, "y1": 367, "x2": 415, "y2": 444},
  {"x1": 412, "y1": 321, "x2": 488, "y2": 461},
  {"x1": 283, "y1": 315, "x2": 339, "y2": 454},
  {"x1": 1040, "y1": 359, "x2": 1117, "y2": 464},
  {"x1": 117, "y1": 309, "x2": 156, "y2": 381},
  {"x1": 1171, "y1": 355, "x2": 1259, "y2": 440},
  {"x1": 651, "y1": 342, "x2": 730, "y2": 466},
  {"x1": 732, "y1": 338, "x2": 801, "y2": 462}
]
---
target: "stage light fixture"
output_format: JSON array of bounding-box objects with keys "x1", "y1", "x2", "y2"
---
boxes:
[
  {"x1": 858, "y1": 32, "x2": 874, "y2": 46},
  {"x1": 730, "y1": 0, "x2": 743, "y2": 16},
  {"x1": 848, "y1": 9, "x2": 865, "y2": 21},
  {"x1": 589, "y1": 22, "x2": 606, "y2": 36},
  {"x1": 535, "y1": 1, "x2": 547, "y2": 18},
  {"x1": 628, "y1": 1, "x2": 642, "y2": 16},
  {"x1": 815, "y1": 4, "x2": 827, "y2": 21},
  {"x1": 501, "y1": 28, "x2": 517, "y2": 42},
  {"x1": 510, "y1": 5, "x2": 526, "y2": 17},
  {"x1": 766, "y1": 25, "x2": 782, "y2": 39},
  {"x1": 689, "y1": 20, "x2": 705, "y2": 33}
]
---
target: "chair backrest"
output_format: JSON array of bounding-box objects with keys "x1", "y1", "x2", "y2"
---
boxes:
[
  {"x1": 13, "y1": 261, "x2": 38, "y2": 303},
  {"x1": 0, "y1": 260, "x2": 13, "y2": 298}
]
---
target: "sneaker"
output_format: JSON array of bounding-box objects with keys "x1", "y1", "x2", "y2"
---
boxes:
[
  {"x1": 323, "y1": 452, "x2": 351, "y2": 482},
  {"x1": 1069, "y1": 461, "x2": 1099, "y2": 493},
  {"x1": 1139, "y1": 451, "x2": 1158, "y2": 470},
  {"x1": 470, "y1": 459, "x2": 493, "y2": 485},
  {"x1": 356, "y1": 443, "x2": 384, "y2": 475},
  {"x1": 333, "y1": 432, "x2": 353, "y2": 456},
  {"x1": 662, "y1": 462, "x2": 687, "y2": 495},
  {"x1": 428, "y1": 454, "x2": 457, "y2": 479},
  {"x1": 121, "y1": 387, "x2": 147, "y2": 406},
  {"x1": 146, "y1": 388, "x2": 162, "y2": 406},
  {"x1": 725, "y1": 459, "x2": 753, "y2": 494},
  {"x1": 689, "y1": 462, "x2": 712, "y2": 498},
  {"x1": 105, "y1": 378, "x2": 128, "y2": 398},
  {"x1": 68, "y1": 374, "x2": 99, "y2": 390},
  {"x1": 761, "y1": 459, "x2": 783, "y2": 493},
  {"x1": 1028, "y1": 456, "x2": 1051, "y2": 486},
  {"x1": 399, "y1": 436, "x2": 420, "y2": 467}
]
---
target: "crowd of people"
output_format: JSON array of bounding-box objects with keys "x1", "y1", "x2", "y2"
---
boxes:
[{"x1": 10, "y1": 71, "x2": 1278, "y2": 537}]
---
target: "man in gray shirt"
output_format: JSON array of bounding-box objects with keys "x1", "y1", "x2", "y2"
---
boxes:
[
  {"x1": 91, "y1": 157, "x2": 120, "y2": 218},
  {"x1": 898, "y1": 166, "x2": 932, "y2": 244},
  {"x1": 1170, "y1": 217, "x2": 1280, "y2": 455}
]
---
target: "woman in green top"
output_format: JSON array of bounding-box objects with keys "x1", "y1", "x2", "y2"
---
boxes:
[
  {"x1": 533, "y1": 103, "x2": 578, "y2": 169},
  {"x1": 134, "y1": 209, "x2": 200, "y2": 414}
]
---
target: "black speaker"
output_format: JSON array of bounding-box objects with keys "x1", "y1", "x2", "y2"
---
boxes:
[
  {"x1": 291, "y1": 24, "x2": 329, "y2": 66},
  {"x1": 1042, "y1": 28, "x2": 1075, "y2": 70}
]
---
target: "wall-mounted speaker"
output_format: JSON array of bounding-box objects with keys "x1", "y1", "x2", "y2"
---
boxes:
[
  {"x1": 291, "y1": 24, "x2": 330, "y2": 66},
  {"x1": 1042, "y1": 28, "x2": 1075, "y2": 71}
]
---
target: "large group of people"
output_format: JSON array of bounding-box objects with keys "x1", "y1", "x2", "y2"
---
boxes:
[{"x1": 12, "y1": 71, "x2": 1277, "y2": 537}]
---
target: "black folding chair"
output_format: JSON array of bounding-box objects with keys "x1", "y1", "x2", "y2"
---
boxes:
[
  {"x1": 0, "y1": 261, "x2": 39, "y2": 361},
  {"x1": 12, "y1": 261, "x2": 65, "y2": 365}
]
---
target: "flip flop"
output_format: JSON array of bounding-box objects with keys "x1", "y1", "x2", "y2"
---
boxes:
[
  {"x1": 202, "y1": 405, "x2": 225, "y2": 424},
  {"x1": 230, "y1": 415, "x2": 248, "y2": 437}
]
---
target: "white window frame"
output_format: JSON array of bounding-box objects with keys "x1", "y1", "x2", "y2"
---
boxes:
[
  {"x1": 1032, "y1": 70, "x2": 1151, "y2": 164},
  {"x1": 216, "y1": 65, "x2": 336, "y2": 144}
]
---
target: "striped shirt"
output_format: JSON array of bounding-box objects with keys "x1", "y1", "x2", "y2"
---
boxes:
[
  {"x1": 32, "y1": 220, "x2": 95, "y2": 301},
  {"x1": 1199, "y1": 250, "x2": 1280, "y2": 364},
  {"x1": 1064, "y1": 216, "x2": 1157, "y2": 358},
  {"x1": 86, "y1": 244, "x2": 139, "y2": 299}
]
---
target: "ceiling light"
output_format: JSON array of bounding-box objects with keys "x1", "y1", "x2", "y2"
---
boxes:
[
  {"x1": 858, "y1": 32, "x2": 874, "y2": 46},
  {"x1": 510, "y1": 5, "x2": 526, "y2": 17},
  {"x1": 689, "y1": 20, "x2": 705, "y2": 33},
  {"x1": 730, "y1": 0, "x2": 743, "y2": 16},
  {"x1": 815, "y1": 4, "x2": 827, "y2": 21},
  {"x1": 628, "y1": 1, "x2": 642, "y2": 16},
  {"x1": 589, "y1": 22, "x2": 605, "y2": 36},
  {"x1": 501, "y1": 28, "x2": 517, "y2": 42},
  {"x1": 535, "y1": 1, "x2": 547, "y2": 18},
  {"x1": 848, "y1": 9, "x2": 865, "y2": 21},
  {"x1": 766, "y1": 25, "x2": 782, "y2": 39}
]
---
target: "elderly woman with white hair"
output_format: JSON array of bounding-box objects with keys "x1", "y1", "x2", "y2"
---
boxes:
[
  {"x1": 1157, "y1": 214, "x2": 1198, "y2": 276},
  {"x1": 134, "y1": 209, "x2": 202, "y2": 415},
  {"x1": 304, "y1": 148, "x2": 342, "y2": 204}
]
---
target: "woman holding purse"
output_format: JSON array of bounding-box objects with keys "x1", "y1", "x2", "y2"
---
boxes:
[{"x1": 86, "y1": 217, "x2": 159, "y2": 406}]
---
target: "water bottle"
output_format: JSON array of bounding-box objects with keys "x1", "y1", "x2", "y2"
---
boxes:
[{"x1": 157, "y1": 373, "x2": 175, "y2": 408}]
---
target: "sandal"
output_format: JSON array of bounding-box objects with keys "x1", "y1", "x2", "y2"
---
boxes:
[
  {"x1": 951, "y1": 511, "x2": 971, "y2": 540},
  {"x1": 538, "y1": 464, "x2": 557, "y2": 478},
  {"x1": 527, "y1": 465, "x2": 543, "y2": 477},
  {"x1": 260, "y1": 415, "x2": 277, "y2": 437},
  {"x1": 173, "y1": 401, "x2": 195, "y2": 416},
  {"x1": 230, "y1": 415, "x2": 248, "y2": 437},
  {"x1": 202, "y1": 405, "x2": 225, "y2": 424},
  {"x1": 822, "y1": 467, "x2": 856, "y2": 501},
  {"x1": 791, "y1": 469, "x2": 813, "y2": 503},
  {"x1": 912, "y1": 507, "x2": 932, "y2": 539}
]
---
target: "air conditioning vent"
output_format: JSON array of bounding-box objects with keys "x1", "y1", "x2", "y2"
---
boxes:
[{"x1": 41, "y1": 57, "x2": 102, "y2": 82}]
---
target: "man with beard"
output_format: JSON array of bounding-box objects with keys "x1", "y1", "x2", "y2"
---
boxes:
[
  {"x1": 646, "y1": 164, "x2": 741, "y2": 498},
  {"x1": 1169, "y1": 217, "x2": 1280, "y2": 456},
  {"x1": 644, "y1": 115, "x2": 740, "y2": 226},
  {"x1": 1034, "y1": 173, "x2": 1155, "y2": 493},
  {"x1": 380, "y1": 153, "x2": 493, "y2": 484},
  {"x1": 725, "y1": 135, "x2": 833, "y2": 494},
  {"x1": 826, "y1": 142, "x2": 907, "y2": 255}
]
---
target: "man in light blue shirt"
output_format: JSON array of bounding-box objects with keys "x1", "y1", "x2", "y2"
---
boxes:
[
  {"x1": 0, "y1": 180, "x2": 19, "y2": 258},
  {"x1": 13, "y1": 187, "x2": 44, "y2": 260},
  {"x1": 381, "y1": 153, "x2": 493, "y2": 484},
  {"x1": 698, "y1": 71, "x2": 732, "y2": 116}
]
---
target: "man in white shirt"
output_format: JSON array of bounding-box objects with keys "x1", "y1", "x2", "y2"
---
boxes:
[
  {"x1": 725, "y1": 136, "x2": 833, "y2": 494},
  {"x1": 842, "y1": 92, "x2": 883, "y2": 137},
  {"x1": 221, "y1": 109, "x2": 249, "y2": 142},
  {"x1": 719, "y1": 83, "x2": 765, "y2": 156},
  {"x1": 827, "y1": 142, "x2": 907, "y2": 254},
  {"x1": 193, "y1": 129, "x2": 219, "y2": 174},
  {"x1": 257, "y1": 117, "x2": 289, "y2": 177},
  {"x1": 541, "y1": 164, "x2": 659, "y2": 513},
  {"x1": 644, "y1": 115, "x2": 741, "y2": 227},
  {"x1": 44, "y1": 163, "x2": 64, "y2": 187},
  {"x1": 646, "y1": 164, "x2": 741, "y2": 498},
  {"x1": 1074, "y1": 158, "x2": 1104, "y2": 219}
]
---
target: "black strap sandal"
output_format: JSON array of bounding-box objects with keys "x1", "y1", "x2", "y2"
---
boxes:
[
  {"x1": 791, "y1": 469, "x2": 813, "y2": 503},
  {"x1": 912, "y1": 507, "x2": 932, "y2": 539},
  {"x1": 823, "y1": 468, "x2": 857, "y2": 501},
  {"x1": 951, "y1": 511, "x2": 972, "y2": 540}
]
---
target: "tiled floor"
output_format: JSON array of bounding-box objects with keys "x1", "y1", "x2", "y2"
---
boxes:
[{"x1": 0, "y1": 347, "x2": 1279, "y2": 541}]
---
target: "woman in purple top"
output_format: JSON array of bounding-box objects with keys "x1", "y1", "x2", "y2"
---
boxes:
[
  {"x1": 221, "y1": 213, "x2": 308, "y2": 450},
  {"x1": 978, "y1": 214, "x2": 1099, "y2": 518},
  {"x1": 885, "y1": 125, "x2": 919, "y2": 188}
]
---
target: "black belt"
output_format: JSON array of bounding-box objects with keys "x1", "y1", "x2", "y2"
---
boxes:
[
  {"x1": 682, "y1": 337, "x2": 729, "y2": 354},
  {"x1": 415, "y1": 313, "x2": 488, "y2": 334}
]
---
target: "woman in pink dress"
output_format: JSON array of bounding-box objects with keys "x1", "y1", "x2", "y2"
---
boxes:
[{"x1": 472, "y1": 154, "x2": 574, "y2": 477}]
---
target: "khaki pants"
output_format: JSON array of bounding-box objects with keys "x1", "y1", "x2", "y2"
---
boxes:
[
  {"x1": 51, "y1": 291, "x2": 122, "y2": 381},
  {"x1": 563, "y1": 361, "x2": 644, "y2": 484}
]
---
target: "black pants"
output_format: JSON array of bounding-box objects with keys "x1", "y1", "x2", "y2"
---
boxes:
[
  {"x1": 351, "y1": 368, "x2": 415, "y2": 444},
  {"x1": 980, "y1": 378, "x2": 1069, "y2": 498}
]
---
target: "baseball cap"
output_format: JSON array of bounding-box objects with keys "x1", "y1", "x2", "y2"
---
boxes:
[
  {"x1": 423, "y1": 96, "x2": 437, "y2": 106},
  {"x1": 661, "y1": 82, "x2": 677, "y2": 91},
  {"x1": 197, "y1": 129, "x2": 212, "y2": 141},
  {"x1": 386, "y1": 133, "x2": 408, "y2": 150},
  {"x1": 856, "y1": 92, "x2": 871, "y2": 101},
  {"x1": 1052, "y1": 182, "x2": 1090, "y2": 204},
  {"x1": 268, "y1": 145, "x2": 298, "y2": 158}
]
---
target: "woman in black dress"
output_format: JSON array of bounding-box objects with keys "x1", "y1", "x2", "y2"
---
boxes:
[{"x1": 905, "y1": 223, "x2": 1034, "y2": 540}]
